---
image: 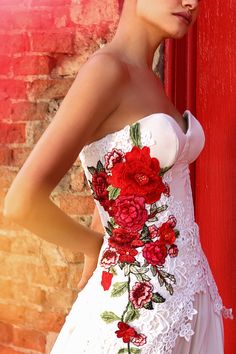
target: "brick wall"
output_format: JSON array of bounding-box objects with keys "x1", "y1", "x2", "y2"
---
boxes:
[{"x1": 0, "y1": 1, "x2": 120, "y2": 353}]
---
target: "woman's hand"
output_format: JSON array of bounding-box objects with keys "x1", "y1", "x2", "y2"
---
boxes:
[
  {"x1": 77, "y1": 253, "x2": 100, "y2": 292},
  {"x1": 78, "y1": 206, "x2": 104, "y2": 292}
]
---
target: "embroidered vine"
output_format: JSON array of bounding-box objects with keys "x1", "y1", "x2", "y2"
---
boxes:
[{"x1": 87, "y1": 122, "x2": 180, "y2": 354}]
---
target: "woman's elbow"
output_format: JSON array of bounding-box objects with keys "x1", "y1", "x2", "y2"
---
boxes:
[{"x1": 3, "y1": 190, "x2": 32, "y2": 222}]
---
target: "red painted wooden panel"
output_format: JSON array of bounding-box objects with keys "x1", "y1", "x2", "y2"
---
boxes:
[
  {"x1": 164, "y1": 1, "x2": 236, "y2": 351},
  {"x1": 196, "y1": 1, "x2": 236, "y2": 353}
]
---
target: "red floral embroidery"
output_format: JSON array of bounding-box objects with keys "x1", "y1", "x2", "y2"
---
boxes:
[
  {"x1": 100, "y1": 248, "x2": 119, "y2": 269},
  {"x1": 104, "y1": 148, "x2": 125, "y2": 170},
  {"x1": 131, "y1": 333, "x2": 147, "y2": 347},
  {"x1": 142, "y1": 240, "x2": 168, "y2": 266},
  {"x1": 108, "y1": 146, "x2": 167, "y2": 204},
  {"x1": 112, "y1": 195, "x2": 148, "y2": 232},
  {"x1": 108, "y1": 227, "x2": 141, "y2": 250},
  {"x1": 158, "y1": 221, "x2": 176, "y2": 245},
  {"x1": 101, "y1": 270, "x2": 113, "y2": 291},
  {"x1": 92, "y1": 171, "x2": 109, "y2": 200},
  {"x1": 129, "y1": 281, "x2": 154, "y2": 308},
  {"x1": 168, "y1": 244, "x2": 179, "y2": 258},
  {"x1": 87, "y1": 123, "x2": 180, "y2": 353},
  {"x1": 118, "y1": 246, "x2": 138, "y2": 263},
  {"x1": 115, "y1": 321, "x2": 137, "y2": 343}
]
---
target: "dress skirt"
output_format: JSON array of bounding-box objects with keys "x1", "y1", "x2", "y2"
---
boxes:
[{"x1": 51, "y1": 287, "x2": 224, "y2": 354}]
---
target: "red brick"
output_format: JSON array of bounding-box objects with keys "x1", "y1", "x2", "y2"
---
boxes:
[
  {"x1": 0, "y1": 214, "x2": 22, "y2": 231},
  {"x1": 0, "y1": 34, "x2": 30, "y2": 55},
  {"x1": 31, "y1": 0, "x2": 70, "y2": 5},
  {"x1": 0, "y1": 304, "x2": 26, "y2": 327},
  {"x1": 12, "y1": 327, "x2": 46, "y2": 352},
  {"x1": 31, "y1": 265, "x2": 69, "y2": 288},
  {"x1": 0, "y1": 100, "x2": 11, "y2": 120},
  {"x1": 31, "y1": 32, "x2": 73, "y2": 53},
  {"x1": 58, "y1": 194, "x2": 95, "y2": 215},
  {"x1": 0, "y1": 56, "x2": 12, "y2": 75},
  {"x1": 12, "y1": 55, "x2": 55, "y2": 76},
  {"x1": 0, "y1": 146, "x2": 12, "y2": 165},
  {"x1": 0, "y1": 345, "x2": 23, "y2": 354},
  {"x1": 11, "y1": 147, "x2": 31, "y2": 167},
  {"x1": 0, "y1": 80, "x2": 27, "y2": 99},
  {"x1": 28, "y1": 79, "x2": 73, "y2": 100},
  {"x1": 10, "y1": 234, "x2": 40, "y2": 256},
  {"x1": 70, "y1": 170, "x2": 85, "y2": 192},
  {"x1": 11, "y1": 282, "x2": 46, "y2": 306},
  {"x1": 0, "y1": 167, "x2": 16, "y2": 189},
  {"x1": 0, "y1": 236, "x2": 11, "y2": 252},
  {"x1": 1, "y1": 9, "x2": 53, "y2": 30},
  {"x1": 0, "y1": 322, "x2": 13, "y2": 344},
  {"x1": 30, "y1": 120, "x2": 48, "y2": 144},
  {"x1": 0, "y1": 0, "x2": 29, "y2": 4},
  {"x1": 0, "y1": 304, "x2": 65, "y2": 332},
  {"x1": 0, "y1": 279, "x2": 13, "y2": 299},
  {"x1": 25, "y1": 308, "x2": 65, "y2": 332},
  {"x1": 0, "y1": 123, "x2": 25, "y2": 144},
  {"x1": 10, "y1": 101, "x2": 48, "y2": 122}
]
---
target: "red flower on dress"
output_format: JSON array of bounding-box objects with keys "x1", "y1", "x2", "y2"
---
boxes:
[
  {"x1": 118, "y1": 247, "x2": 138, "y2": 263},
  {"x1": 104, "y1": 148, "x2": 125, "y2": 170},
  {"x1": 167, "y1": 215, "x2": 177, "y2": 228},
  {"x1": 131, "y1": 333, "x2": 147, "y2": 347},
  {"x1": 129, "y1": 281, "x2": 154, "y2": 308},
  {"x1": 158, "y1": 222, "x2": 176, "y2": 245},
  {"x1": 112, "y1": 195, "x2": 148, "y2": 232},
  {"x1": 115, "y1": 322, "x2": 137, "y2": 343},
  {"x1": 92, "y1": 171, "x2": 109, "y2": 200},
  {"x1": 168, "y1": 244, "x2": 179, "y2": 258},
  {"x1": 100, "y1": 198, "x2": 115, "y2": 216},
  {"x1": 108, "y1": 227, "x2": 140, "y2": 250},
  {"x1": 148, "y1": 224, "x2": 160, "y2": 239},
  {"x1": 100, "y1": 248, "x2": 119, "y2": 269},
  {"x1": 142, "y1": 240, "x2": 168, "y2": 266},
  {"x1": 108, "y1": 146, "x2": 166, "y2": 204},
  {"x1": 101, "y1": 270, "x2": 113, "y2": 291}
]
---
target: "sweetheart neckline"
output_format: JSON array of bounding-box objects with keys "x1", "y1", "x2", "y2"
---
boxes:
[{"x1": 81, "y1": 109, "x2": 192, "y2": 151}]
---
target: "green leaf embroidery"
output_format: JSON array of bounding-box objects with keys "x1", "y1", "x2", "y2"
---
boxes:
[
  {"x1": 111, "y1": 282, "x2": 128, "y2": 297},
  {"x1": 143, "y1": 300, "x2": 154, "y2": 310},
  {"x1": 96, "y1": 160, "x2": 105, "y2": 172},
  {"x1": 174, "y1": 229, "x2": 180, "y2": 238},
  {"x1": 105, "y1": 226, "x2": 113, "y2": 236},
  {"x1": 100, "y1": 311, "x2": 121, "y2": 323},
  {"x1": 118, "y1": 349, "x2": 129, "y2": 354},
  {"x1": 87, "y1": 166, "x2": 96, "y2": 175},
  {"x1": 109, "y1": 266, "x2": 117, "y2": 275},
  {"x1": 159, "y1": 164, "x2": 174, "y2": 176},
  {"x1": 158, "y1": 273, "x2": 165, "y2": 287},
  {"x1": 130, "y1": 123, "x2": 142, "y2": 148},
  {"x1": 156, "y1": 204, "x2": 168, "y2": 213},
  {"x1": 150, "y1": 265, "x2": 157, "y2": 276},
  {"x1": 142, "y1": 273, "x2": 151, "y2": 281},
  {"x1": 124, "y1": 264, "x2": 131, "y2": 276},
  {"x1": 165, "y1": 282, "x2": 174, "y2": 295},
  {"x1": 124, "y1": 307, "x2": 140, "y2": 323},
  {"x1": 140, "y1": 224, "x2": 152, "y2": 242},
  {"x1": 107, "y1": 185, "x2": 121, "y2": 200},
  {"x1": 152, "y1": 292, "x2": 166, "y2": 303},
  {"x1": 130, "y1": 348, "x2": 141, "y2": 353}
]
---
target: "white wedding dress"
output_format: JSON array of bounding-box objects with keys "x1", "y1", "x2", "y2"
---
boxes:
[{"x1": 51, "y1": 110, "x2": 233, "y2": 354}]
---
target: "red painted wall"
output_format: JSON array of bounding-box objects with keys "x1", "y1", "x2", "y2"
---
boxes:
[
  {"x1": 164, "y1": 1, "x2": 235, "y2": 352},
  {"x1": 195, "y1": 1, "x2": 236, "y2": 353}
]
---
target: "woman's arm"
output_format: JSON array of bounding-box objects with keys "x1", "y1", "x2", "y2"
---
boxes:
[{"x1": 3, "y1": 53, "x2": 126, "y2": 257}]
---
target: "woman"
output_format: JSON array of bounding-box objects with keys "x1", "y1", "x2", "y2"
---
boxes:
[{"x1": 4, "y1": 0, "x2": 233, "y2": 353}]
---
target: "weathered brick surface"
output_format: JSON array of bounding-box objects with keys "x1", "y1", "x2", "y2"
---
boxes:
[{"x1": 0, "y1": 1, "x2": 138, "y2": 353}]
